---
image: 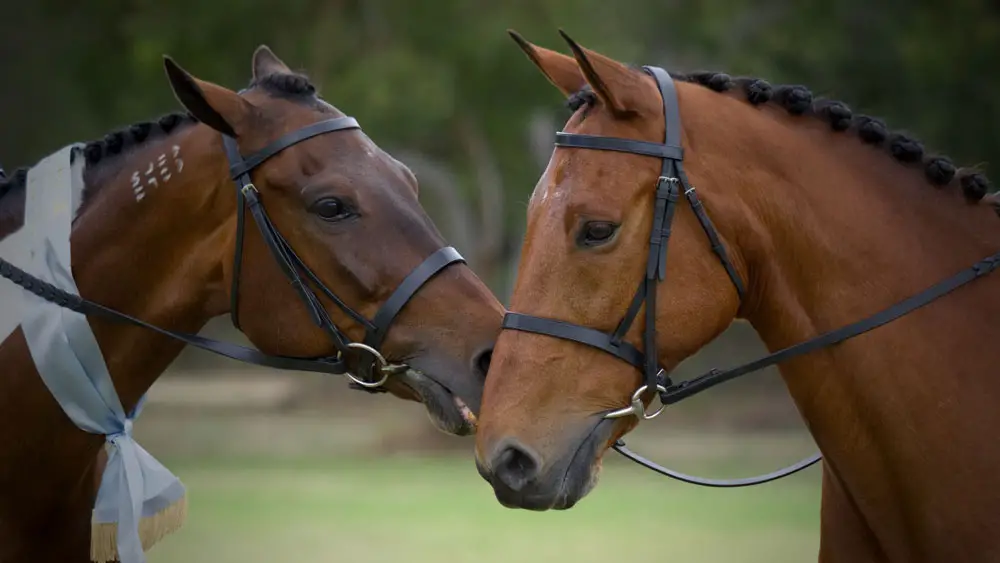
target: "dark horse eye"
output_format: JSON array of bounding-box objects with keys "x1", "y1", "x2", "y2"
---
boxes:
[
  {"x1": 310, "y1": 197, "x2": 351, "y2": 221},
  {"x1": 579, "y1": 221, "x2": 619, "y2": 247}
]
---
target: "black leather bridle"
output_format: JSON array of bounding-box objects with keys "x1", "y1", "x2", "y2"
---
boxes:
[
  {"x1": 0, "y1": 115, "x2": 465, "y2": 391},
  {"x1": 501, "y1": 65, "x2": 1000, "y2": 487}
]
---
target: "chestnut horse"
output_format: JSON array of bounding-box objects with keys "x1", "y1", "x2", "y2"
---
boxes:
[
  {"x1": 475, "y1": 30, "x2": 1000, "y2": 562},
  {"x1": 0, "y1": 46, "x2": 502, "y2": 562}
]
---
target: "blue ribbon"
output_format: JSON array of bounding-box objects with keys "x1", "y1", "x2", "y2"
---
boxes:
[{"x1": 12, "y1": 145, "x2": 184, "y2": 563}]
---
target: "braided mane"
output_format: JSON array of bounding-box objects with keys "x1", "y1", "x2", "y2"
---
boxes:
[
  {"x1": 567, "y1": 71, "x2": 993, "y2": 203},
  {"x1": 0, "y1": 70, "x2": 319, "y2": 225}
]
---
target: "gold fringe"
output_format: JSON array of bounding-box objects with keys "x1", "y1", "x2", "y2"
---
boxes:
[{"x1": 90, "y1": 494, "x2": 187, "y2": 563}]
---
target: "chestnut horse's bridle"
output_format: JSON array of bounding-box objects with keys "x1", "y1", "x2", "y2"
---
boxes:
[
  {"x1": 501, "y1": 65, "x2": 1000, "y2": 487},
  {"x1": 0, "y1": 115, "x2": 465, "y2": 391}
]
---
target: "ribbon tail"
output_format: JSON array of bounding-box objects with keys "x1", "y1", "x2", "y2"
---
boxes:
[
  {"x1": 93, "y1": 436, "x2": 186, "y2": 563},
  {"x1": 116, "y1": 438, "x2": 147, "y2": 563}
]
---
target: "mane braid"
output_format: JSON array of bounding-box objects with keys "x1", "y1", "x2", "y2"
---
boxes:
[
  {"x1": 1, "y1": 71, "x2": 320, "y2": 219},
  {"x1": 564, "y1": 70, "x2": 994, "y2": 203},
  {"x1": 74, "y1": 111, "x2": 199, "y2": 207},
  {"x1": 0, "y1": 110, "x2": 198, "y2": 217},
  {"x1": 673, "y1": 70, "x2": 994, "y2": 202},
  {"x1": 566, "y1": 85, "x2": 596, "y2": 112},
  {"x1": 247, "y1": 72, "x2": 317, "y2": 99}
]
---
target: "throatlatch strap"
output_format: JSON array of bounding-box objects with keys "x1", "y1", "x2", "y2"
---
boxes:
[{"x1": 676, "y1": 163, "x2": 746, "y2": 299}]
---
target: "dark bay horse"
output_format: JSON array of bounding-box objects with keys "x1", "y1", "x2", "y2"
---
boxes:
[
  {"x1": 475, "y1": 30, "x2": 1000, "y2": 562},
  {"x1": 0, "y1": 46, "x2": 502, "y2": 562}
]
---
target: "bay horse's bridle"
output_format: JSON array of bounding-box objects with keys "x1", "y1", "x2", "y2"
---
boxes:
[
  {"x1": 502, "y1": 65, "x2": 1000, "y2": 487},
  {"x1": 0, "y1": 115, "x2": 465, "y2": 391}
]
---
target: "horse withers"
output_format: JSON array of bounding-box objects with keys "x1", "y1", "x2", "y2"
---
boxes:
[
  {"x1": 474, "y1": 30, "x2": 1000, "y2": 562},
  {"x1": 0, "y1": 46, "x2": 503, "y2": 562}
]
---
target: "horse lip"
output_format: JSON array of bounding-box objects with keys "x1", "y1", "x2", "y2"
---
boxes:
[
  {"x1": 397, "y1": 368, "x2": 477, "y2": 434},
  {"x1": 551, "y1": 417, "x2": 616, "y2": 508}
]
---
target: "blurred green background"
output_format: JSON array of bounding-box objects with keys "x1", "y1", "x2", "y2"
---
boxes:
[{"x1": 1, "y1": 0, "x2": 995, "y2": 561}]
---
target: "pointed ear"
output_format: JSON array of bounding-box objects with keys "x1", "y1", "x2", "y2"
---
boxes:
[
  {"x1": 163, "y1": 56, "x2": 254, "y2": 138},
  {"x1": 507, "y1": 29, "x2": 586, "y2": 97},
  {"x1": 558, "y1": 29, "x2": 643, "y2": 118},
  {"x1": 252, "y1": 45, "x2": 292, "y2": 81}
]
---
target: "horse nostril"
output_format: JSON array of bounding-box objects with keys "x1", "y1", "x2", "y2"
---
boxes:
[
  {"x1": 474, "y1": 347, "x2": 493, "y2": 378},
  {"x1": 491, "y1": 440, "x2": 541, "y2": 492}
]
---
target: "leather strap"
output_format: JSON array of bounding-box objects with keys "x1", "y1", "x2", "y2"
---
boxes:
[
  {"x1": 661, "y1": 250, "x2": 1000, "y2": 405},
  {"x1": 0, "y1": 258, "x2": 348, "y2": 375},
  {"x1": 243, "y1": 188, "x2": 335, "y2": 330},
  {"x1": 283, "y1": 241, "x2": 377, "y2": 332},
  {"x1": 555, "y1": 132, "x2": 683, "y2": 161},
  {"x1": 644, "y1": 66, "x2": 682, "y2": 148},
  {"x1": 678, "y1": 164, "x2": 747, "y2": 299},
  {"x1": 222, "y1": 135, "x2": 249, "y2": 329},
  {"x1": 502, "y1": 313, "x2": 645, "y2": 369},
  {"x1": 228, "y1": 117, "x2": 360, "y2": 179},
  {"x1": 612, "y1": 440, "x2": 822, "y2": 488},
  {"x1": 364, "y1": 246, "x2": 465, "y2": 349}
]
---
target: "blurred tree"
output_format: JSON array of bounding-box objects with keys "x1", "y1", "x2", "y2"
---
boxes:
[
  {"x1": 2, "y1": 0, "x2": 994, "y2": 415},
  {"x1": 1, "y1": 0, "x2": 996, "y2": 299}
]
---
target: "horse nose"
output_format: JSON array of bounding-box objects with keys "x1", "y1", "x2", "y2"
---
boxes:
[
  {"x1": 489, "y1": 438, "x2": 541, "y2": 492},
  {"x1": 473, "y1": 346, "x2": 493, "y2": 378}
]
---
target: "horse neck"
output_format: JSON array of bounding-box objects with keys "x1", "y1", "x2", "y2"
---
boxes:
[
  {"x1": 66, "y1": 124, "x2": 234, "y2": 411},
  {"x1": 713, "y1": 108, "x2": 1000, "y2": 551},
  {"x1": 0, "y1": 124, "x2": 236, "y2": 556}
]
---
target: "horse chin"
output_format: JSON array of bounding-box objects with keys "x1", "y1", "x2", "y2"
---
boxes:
[
  {"x1": 547, "y1": 456, "x2": 603, "y2": 511},
  {"x1": 549, "y1": 419, "x2": 612, "y2": 509},
  {"x1": 395, "y1": 368, "x2": 477, "y2": 436}
]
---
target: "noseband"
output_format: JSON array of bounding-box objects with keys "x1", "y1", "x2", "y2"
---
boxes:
[
  {"x1": 502, "y1": 66, "x2": 1000, "y2": 487},
  {"x1": 0, "y1": 115, "x2": 465, "y2": 391}
]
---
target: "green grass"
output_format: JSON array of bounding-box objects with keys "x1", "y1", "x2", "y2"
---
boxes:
[{"x1": 147, "y1": 455, "x2": 821, "y2": 563}]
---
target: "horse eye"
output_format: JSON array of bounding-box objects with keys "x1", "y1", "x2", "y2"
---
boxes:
[
  {"x1": 309, "y1": 197, "x2": 352, "y2": 221},
  {"x1": 580, "y1": 221, "x2": 619, "y2": 247}
]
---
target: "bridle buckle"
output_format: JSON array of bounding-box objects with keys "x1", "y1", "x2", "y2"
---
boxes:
[
  {"x1": 241, "y1": 183, "x2": 259, "y2": 197},
  {"x1": 656, "y1": 176, "x2": 679, "y2": 190}
]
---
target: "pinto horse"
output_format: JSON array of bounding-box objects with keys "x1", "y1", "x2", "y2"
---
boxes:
[
  {"x1": 0, "y1": 46, "x2": 502, "y2": 562},
  {"x1": 475, "y1": 30, "x2": 1000, "y2": 562}
]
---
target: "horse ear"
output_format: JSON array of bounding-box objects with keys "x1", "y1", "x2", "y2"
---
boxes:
[
  {"x1": 558, "y1": 29, "x2": 642, "y2": 118},
  {"x1": 985, "y1": 191, "x2": 1000, "y2": 216},
  {"x1": 507, "y1": 29, "x2": 586, "y2": 97},
  {"x1": 252, "y1": 45, "x2": 292, "y2": 81},
  {"x1": 163, "y1": 56, "x2": 254, "y2": 138}
]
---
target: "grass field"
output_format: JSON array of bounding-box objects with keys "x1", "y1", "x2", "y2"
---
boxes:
[{"x1": 146, "y1": 453, "x2": 821, "y2": 563}]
